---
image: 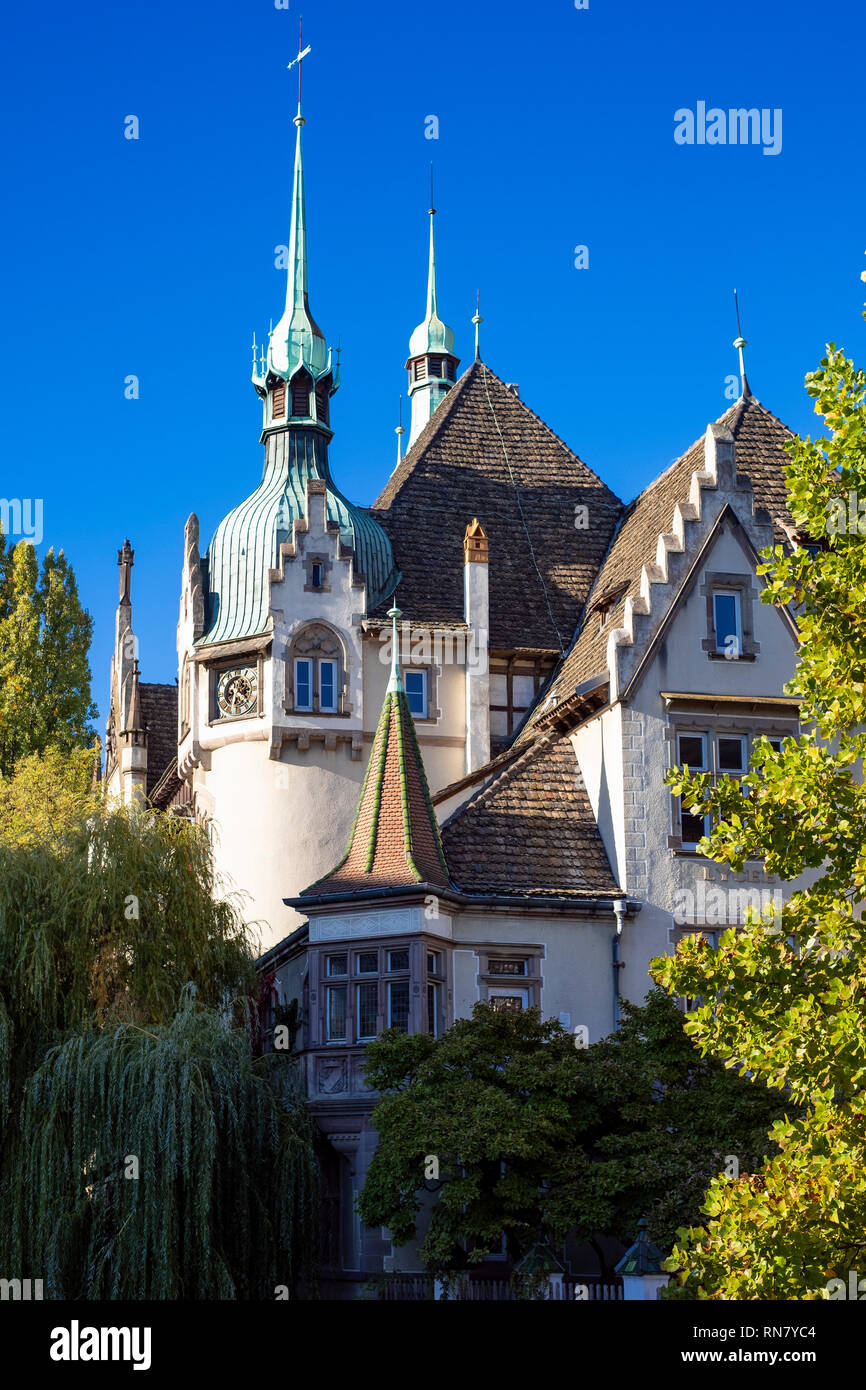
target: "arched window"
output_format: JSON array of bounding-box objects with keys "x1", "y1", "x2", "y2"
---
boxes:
[
  {"x1": 315, "y1": 380, "x2": 330, "y2": 425},
  {"x1": 288, "y1": 623, "x2": 345, "y2": 715}
]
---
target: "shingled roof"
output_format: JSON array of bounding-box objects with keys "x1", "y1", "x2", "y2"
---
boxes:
[
  {"x1": 517, "y1": 394, "x2": 796, "y2": 735},
  {"x1": 370, "y1": 361, "x2": 622, "y2": 651},
  {"x1": 138, "y1": 682, "x2": 178, "y2": 798},
  {"x1": 300, "y1": 675, "x2": 452, "y2": 900},
  {"x1": 441, "y1": 732, "x2": 621, "y2": 899}
]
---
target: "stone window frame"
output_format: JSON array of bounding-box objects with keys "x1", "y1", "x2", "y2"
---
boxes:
[
  {"x1": 209, "y1": 652, "x2": 265, "y2": 724},
  {"x1": 310, "y1": 937, "x2": 450, "y2": 1046},
  {"x1": 286, "y1": 621, "x2": 350, "y2": 718},
  {"x1": 666, "y1": 715, "x2": 798, "y2": 853},
  {"x1": 476, "y1": 946, "x2": 544, "y2": 1011},
  {"x1": 304, "y1": 552, "x2": 331, "y2": 595},
  {"x1": 700, "y1": 571, "x2": 760, "y2": 662}
]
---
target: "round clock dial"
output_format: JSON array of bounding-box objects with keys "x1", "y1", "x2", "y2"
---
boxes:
[{"x1": 217, "y1": 666, "x2": 258, "y2": 717}]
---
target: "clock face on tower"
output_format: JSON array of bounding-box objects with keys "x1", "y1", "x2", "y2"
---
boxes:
[{"x1": 217, "y1": 666, "x2": 258, "y2": 718}]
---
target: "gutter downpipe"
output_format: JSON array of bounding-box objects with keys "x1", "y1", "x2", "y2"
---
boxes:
[{"x1": 613, "y1": 898, "x2": 627, "y2": 1030}]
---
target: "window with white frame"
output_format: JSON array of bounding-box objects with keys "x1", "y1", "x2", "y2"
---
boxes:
[
  {"x1": 294, "y1": 658, "x2": 313, "y2": 712},
  {"x1": 676, "y1": 732, "x2": 710, "y2": 848},
  {"x1": 289, "y1": 623, "x2": 344, "y2": 715},
  {"x1": 319, "y1": 659, "x2": 338, "y2": 713},
  {"x1": 701, "y1": 572, "x2": 760, "y2": 661},
  {"x1": 673, "y1": 730, "x2": 758, "y2": 850},
  {"x1": 426, "y1": 950, "x2": 444, "y2": 1037},
  {"x1": 712, "y1": 589, "x2": 742, "y2": 656},
  {"x1": 404, "y1": 669, "x2": 428, "y2": 719}
]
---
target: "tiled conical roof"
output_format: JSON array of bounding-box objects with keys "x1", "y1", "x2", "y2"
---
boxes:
[{"x1": 301, "y1": 619, "x2": 452, "y2": 898}]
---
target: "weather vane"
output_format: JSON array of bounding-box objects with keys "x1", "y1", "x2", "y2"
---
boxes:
[{"x1": 287, "y1": 19, "x2": 311, "y2": 106}]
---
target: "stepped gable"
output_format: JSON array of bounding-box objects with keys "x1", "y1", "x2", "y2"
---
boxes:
[
  {"x1": 138, "y1": 683, "x2": 178, "y2": 797},
  {"x1": 370, "y1": 361, "x2": 622, "y2": 651},
  {"x1": 518, "y1": 396, "x2": 797, "y2": 735},
  {"x1": 441, "y1": 732, "x2": 621, "y2": 899},
  {"x1": 301, "y1": 681, "x2": 452, "y2": 900}
]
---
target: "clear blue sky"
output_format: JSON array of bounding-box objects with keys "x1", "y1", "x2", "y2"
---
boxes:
[{"x1": 2, "y1": 0, "x2": 864, "y2": 723}]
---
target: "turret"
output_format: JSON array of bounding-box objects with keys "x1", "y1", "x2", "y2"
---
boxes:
[{"x1": 405, "y1": 197, "x2": 459, "y2": 447}]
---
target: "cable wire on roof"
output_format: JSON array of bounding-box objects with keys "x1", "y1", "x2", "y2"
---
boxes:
[{"x1": 480, "y1": 364, "x2": 565, "y2": 655}]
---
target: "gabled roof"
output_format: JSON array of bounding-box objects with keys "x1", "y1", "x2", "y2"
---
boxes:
[
  {"x1": 370, "y1": 361, "x2": 622, "y2": 651},
  {"x1": 441, "y1": 732, "x2": 621, "y2": 899},
  {"x1": 138, "y1": 682, "x2": 178, "y2": 798},
  {"x1": 518, "y1": 395, "x2": 796, "y2": 735},
  {"x1": 300, "y1": 681, "x2": 452, "y2": 899}
]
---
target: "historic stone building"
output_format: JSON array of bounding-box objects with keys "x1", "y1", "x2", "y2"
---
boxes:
[{"x1": 105, "y1": 65, "x2": 808, "y2": 1294}]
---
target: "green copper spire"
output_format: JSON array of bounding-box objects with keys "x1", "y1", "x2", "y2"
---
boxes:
[
  {"x1": 406, "y1": 181, "x2": 459, "y2": 447},
  {"x1": 265, "y1": 36, "x2": 331, "y2": 384},
  {"x1": 198, "y1": 34, "x2": 400, "y2": 647},
  {"x1": 408, "y1": 204, "x2": 455, "y2": 360}
]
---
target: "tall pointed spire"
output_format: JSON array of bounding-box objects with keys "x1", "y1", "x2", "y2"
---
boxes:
[
  {"x1": 300, "y1": 606, "x2": 452, "y2": 897},
  {"x1": 406, "y1": 172, "x2": 459, "y2": 447},
  {"x1": 472, "y1": 291, "x2": 483, "y2": 362},
  {"x1": 733, "y1": 288, "x2": 752, "y2": 400},
  {"x1": 394, "y1": 396, "x2": 405, "y2": 466},
  {"x1": 265, "y1": 26, "x2": 329, "y2": 383}
]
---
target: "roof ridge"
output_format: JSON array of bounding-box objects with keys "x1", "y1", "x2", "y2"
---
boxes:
[
  {"x1": 722, "y1": 392, "x2": 797, "y2": 442},
  {"x1": 475, "y1": 362, "x2": 621, "y2": 499}
]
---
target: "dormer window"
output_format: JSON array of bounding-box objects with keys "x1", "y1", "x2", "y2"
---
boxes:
[{"x1": 590, "y1": 581, "x2": 629, "y2": 633}]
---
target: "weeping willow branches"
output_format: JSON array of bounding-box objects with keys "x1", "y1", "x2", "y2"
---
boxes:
[
  {"x1": 4, "y1": 998, "x2": 318, "y2": 1299},
  {"x1": 0, "y1": 749, "x2": 320, "y2": 1298}
]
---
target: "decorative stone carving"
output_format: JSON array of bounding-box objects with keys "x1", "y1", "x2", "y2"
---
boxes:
[
  {"x1": 316, "y1": 1056, "x2": 349, "y2": 1095},
  {"x1": 184, "y1": 513, "x2": 205, "y2": 641}
]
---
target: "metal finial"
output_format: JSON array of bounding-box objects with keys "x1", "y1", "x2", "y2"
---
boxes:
[
  {"x1": 251, "y1": 332, "x2": 258, "y2": 374},
  {"x1": 732, "y1": 288, "x2": 751, "y2": 399},
  {"x1": 472, "y1": 289, "x2": 483, "y2": 362},
  {"x1": 395, "y1": 395, "x2": 405, "y2": 464},
  {"x1": 288, "y1": 19, "x2": 311, "y2": 124},
  {"x1": 429, "y1": 162, "x2": 435, "y2": 217},
  {"x1": 387, "y1": 603, "x2": 403, "y2": 693}
]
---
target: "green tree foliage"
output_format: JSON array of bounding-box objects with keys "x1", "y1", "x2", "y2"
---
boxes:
[
  {"x1": 653, "y1": 290, "x2": 866, "y2": 1299},
  {"x1": 0, "y1": 743, "x2": 100, "y2": 848},
  {"x1": 0, "y1": 751, "x2": 319, "y2": 1298},
  {"x1": 357, "y1": 992, "x2": 788, "y2": 1274},
  {"x1": 0, "y1": 535, "x2": 96, "y2": 776}
]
